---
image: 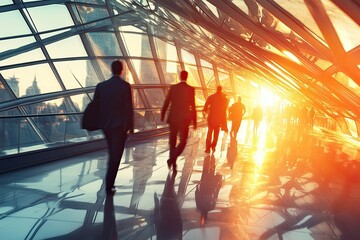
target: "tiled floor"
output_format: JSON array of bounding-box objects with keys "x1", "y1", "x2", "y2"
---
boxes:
[{"x1": 1, "y1": 123, "x2": 360, "y2": 240}]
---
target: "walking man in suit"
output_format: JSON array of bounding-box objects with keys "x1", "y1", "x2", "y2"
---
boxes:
[
  {"x1": 229, "y1": 96, "x2": 246, "y2": 138},
  {"x1": 161, "y1": 70, "x2": 197, "y2": 173},
  {"x1": 203, "y1": 86, "x2": 228, "y2": 153},
  {"x1": 92, "y1": 60, "x2": 134, "y2": 195}
]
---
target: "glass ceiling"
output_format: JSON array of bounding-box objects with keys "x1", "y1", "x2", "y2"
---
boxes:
[{"x1": 0, "y1": 0, "x2": 360, "y2": 156}]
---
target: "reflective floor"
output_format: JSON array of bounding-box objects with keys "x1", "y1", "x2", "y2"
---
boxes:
[{"x1": 1, "y1": 121, "x2": 360, "y2": 240}]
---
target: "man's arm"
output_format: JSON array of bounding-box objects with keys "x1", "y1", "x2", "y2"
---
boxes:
[
  {"x1": 191, "y1": 87, "x2": 197, "y2": 129},
  {"x1": 122, "y1": 83, "x2": 134, "y2": 133},
  {"x1": 161, "y1": 87, "x2": 171, "y2": 121}
]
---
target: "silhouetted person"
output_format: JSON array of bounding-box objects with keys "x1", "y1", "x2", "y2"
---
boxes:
[
  {"x1": 228, "y1": 96, "x2": 246, "y2": 138},
  {"x1": 252, "y1": 104, "x2": 262, "y2": 138},
  {"x1": 161, "y1": 70, "x2": 197, "y2": 173},
  {"x1": 153, "y1": 173, "x2": 183, "y2": 239},
  {"x1": 93, "y1": 60, "x2": 134, "y2": 195},
  {"x1": 203, "y1": 86, "x2": 228, "y2": 153}
]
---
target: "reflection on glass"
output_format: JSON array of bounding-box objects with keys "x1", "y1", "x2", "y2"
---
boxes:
[
  {"x1": 154, "y1": 173, "x2": 182, "y2": 239},
  {"x1": 2, "y1": 63, "x2": 62, "y2": 97},
  {"x1": 46, "y1": 35, "x2": 87, "y2": 58},
  {"x1": 195, "y1": 155, "x2": 222, "y2": 225}
]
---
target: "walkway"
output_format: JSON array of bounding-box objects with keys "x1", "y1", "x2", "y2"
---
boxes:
[{"x1": 1, "y1": 122, "x2": 359, "y2": 239}]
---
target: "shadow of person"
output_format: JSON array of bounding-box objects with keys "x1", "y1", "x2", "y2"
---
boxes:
[
  {"x1": 153, "y1": 173, "x2": 182, "y2": 240},
  {"x1": 195, "y1": 155, "x2": 222, "y2": 226},
  {"x1": 226, "y1": 136, "x2": 238, "y2": 169},
  {"x1": 102, "y1": 195, "x2": 117, "y2": 240}
]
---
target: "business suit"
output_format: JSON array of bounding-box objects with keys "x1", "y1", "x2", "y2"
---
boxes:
[
  {"x1": 93, "y1": 75, "x2": 134, "y2": 193},
  {"x1": 203, "y1": 91, "x2": 228, "y2": 153},
  {"x1": 161, "y1": 81, "x2": 197, "y2": 170}
]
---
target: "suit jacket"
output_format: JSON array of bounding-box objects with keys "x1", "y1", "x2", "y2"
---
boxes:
[
  {"x1": 161, "y1": 81, "x2": 196, "y2": 127},
  {"x1": 203, "y1": 92, "x2": 228, "y2": 126},
  {"x1": 92, "y1": 76, "x2": 134, "y2": 130}
]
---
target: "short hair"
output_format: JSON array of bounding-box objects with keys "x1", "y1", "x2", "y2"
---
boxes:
[
  {"x1": 111, "y1": 60, "x2": 123, "y2": 75},
  {"x1": 217, "y1": 86, "x2": 222, "y2": 92},
  {"x1": 180, "y1": 70, "x2": 188, "y2": 81}
]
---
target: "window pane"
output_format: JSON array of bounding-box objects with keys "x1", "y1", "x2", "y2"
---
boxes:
[
  {"x1": 333, "y1": 71, "x2": 360, "y2": 98},
  {"x1": 123, "y1": 33, "x2": 153, "y2": 58},
  {"x1": 0, "y1": 49, "x2": 45, "y2": 67},
  {"x1": 202, "y1": 67, "x2": 216, "y2": 88},
  {"x1": 55, "y1": 60, "x2": 99, "y2": 89},
  {"x1": 0, "y1": 10, "x2": 31, "y2": 38},
  {"x1": 273, "y1": 0, "x2": 324, "y2": 40},
  {"x1": 218, "y1": 70, "x2": 231, "y2": 92},
  {"x1": 2, "y1": 64, "x2": 62, "y2": 97},
  {"x1": 160, "y1": 61, "x2": 181, "y2": 84},
  {"x1": 195, "y1": 89, "x2": 206, "y2": 106},
  {"x1": 184, "y1": 64, "x2": 201, "y2": 87},
  {"x1": 74, "y1": 5, "x2": 110, "y2": 24},
  {"x1": 46, "y1": 35, "x2": 87, "y2": 58},
  {"x1": 97, "y1": 58, "x2": 113, "y2": 79},
  {"x1": 131, "y1": 59, "x2": 160, "y2": 84},
  {"x1": 0, "y1": 0, "x2": 13, "y2": 6},
  {"x1": 154, "y1": 38, "x2": 178, "y2": 61},
  {"x1": 0, "y1": 79, "x2": 13, "y2": 102},
  {"x1": 0, "y1": 36, "x2": 35, "y2": 55},
  {"x1": 143, "y1": 88, "x2": 165, "y2": 108},
  {"x1": 181, "y1": 49, "x2": 196, "y2": 64},
  {"x1": 200, "y1": 59, "x2": 212, "y2": 68},
  {"x1": 323, "y1": 0, "x2": 360, "y2": 52},
  {"x1": 27, "y1": 5, "x2": 74, "y2": 32},
  {"x1": 86, "y1": 32, "x2": 122, "y2": 56},
  {"x1": 133, "y1": 89, "x2": 145, "y2": 109}
]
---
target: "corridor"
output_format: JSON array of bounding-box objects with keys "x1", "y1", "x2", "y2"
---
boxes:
[{"x1": 1, "y1": 121, "x2": 359, "y2": 240}]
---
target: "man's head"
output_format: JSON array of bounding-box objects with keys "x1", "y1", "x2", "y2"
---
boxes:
[
  {"x1": 217, "y1": 86, "x2": 222, "y2": 93},
  {"x1": 238, "y1": 96, "x2": 242, "y2": 102},
  {"x1": 111, "y1": 60, "x2": 124, "y2": 76},
  {"x1": 180, "y1": 70, "x2": 188, "y2": 81}
]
